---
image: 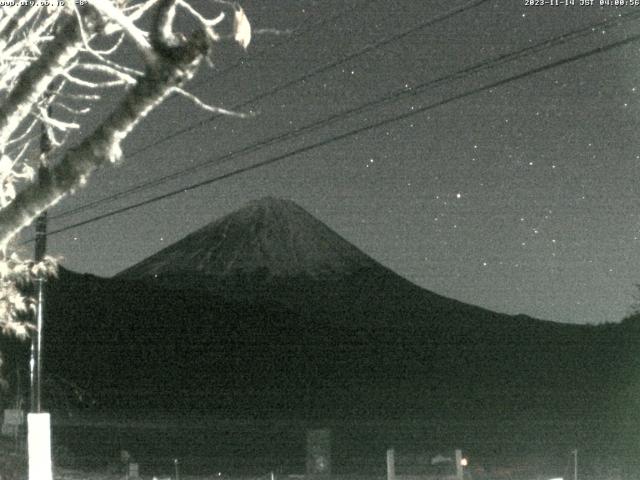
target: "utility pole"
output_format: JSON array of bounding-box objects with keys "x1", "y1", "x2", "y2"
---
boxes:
[
  {"x1": 30, "y1": 190, "x2": 47, "y2": 413},
  {"x1": 28, "y1": 104, "x2": 53, "y2": 480},
  {"x1": 386, "y1": 448, "x2": 395, "y2": 480},
  {"x1": 455, "y1": 449, "x2": 464, "y2": 480},
  {"x1": 30, "y1": 104, "x2": 51, "y2": 413},
  {"x1": 572, "y1": 449, "x2": 578, "y2": 480}
]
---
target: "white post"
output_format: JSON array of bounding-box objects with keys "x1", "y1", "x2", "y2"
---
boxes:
[
  {"x1": 455, "y1": 449, "x2": 463, "y2": 480},
  {"x1": 27, "y1": 412, "x2": 52, "y2": 480},
  {"x1": 386, "y1": 448, "x2": 395, "y2": 480},
  {"x1": 573, "y1": 449, "x2": 578, "y2": 480}
]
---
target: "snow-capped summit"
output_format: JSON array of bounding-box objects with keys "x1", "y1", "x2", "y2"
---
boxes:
[{"x1": 117, "y1": 197, "x2": 378, "y2": 280}]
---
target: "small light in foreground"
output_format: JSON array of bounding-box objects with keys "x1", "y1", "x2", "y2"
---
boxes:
[{"x1": 460, "y1": 458, "x2": 468, "y2": 467}]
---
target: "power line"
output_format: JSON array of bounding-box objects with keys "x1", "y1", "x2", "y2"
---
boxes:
[
  {"x1": 52, "y1": 0, "x2": 491, "y2": 220},
  {"x1": 28, "y1": 30, "x2": 640, "y2": 242},
  {"x1": 51, "y1": 9, "x2": 640, "y2": 221},
  {"x1": 123, "y1": 0, "x2": 492, "y2": 160},
  {"x1": 187, "y1": 0, "x2": 373, "y2": 89}
]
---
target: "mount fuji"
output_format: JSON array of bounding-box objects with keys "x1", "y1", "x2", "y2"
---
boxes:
[
  {"x1": 115, "y1": 196, "x2": 519, "y2": 331},
  {"x1": 117, "y1": 197, "x2": 379, "y2": 280},
  {"x1": 7, "y1": 197, "x2": 637, "y2": 462}
]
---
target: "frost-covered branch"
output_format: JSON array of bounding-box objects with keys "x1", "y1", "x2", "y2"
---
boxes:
[
  {"x1": 0, "y1": 8, "x2": 99, "y2": 148},
  {"x1": 0, "y1": 5, "x2": 39, "y2": 50},
  {"x1": 84, "y1": 0, "x2": 153, "y2": 61},
  {"x1": 171, "y1": 87, "x2": 251, "y2": 117},
  {"x1": 0, "y1": 0, "x2": 251, "y2": 337},
  {"x1": 0, "y1": 0, "x2": 251, "y2": 247}
]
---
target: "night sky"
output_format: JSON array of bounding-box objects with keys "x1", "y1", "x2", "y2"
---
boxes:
[{"x1": 25, "y1": 0, "x2": 640, "y2": 325}]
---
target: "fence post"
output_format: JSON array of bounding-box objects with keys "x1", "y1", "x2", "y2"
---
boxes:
[
  {"x1": 455, "y1": 449, "x2": 463, "y2": 480},
  {"x1": 387, "y1": 448, "x2": 395, "y2": 480},
  {"x1": 306, "y1": 429, "x2": 331, "y2": 475},
  {"x1": 27, "y1": 413, "x2": 52, "y2": 480}
]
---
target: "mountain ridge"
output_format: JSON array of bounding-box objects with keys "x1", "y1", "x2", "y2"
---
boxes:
[
  {"x1": 114, "y1": 196, "x2": 563, "y2": 328},
  {"x1": 2, "y1": 197, "x2": 637, "y2": 470},
  {"x1": 117, "y1": 197, "x2": 379, "y2": 281}
]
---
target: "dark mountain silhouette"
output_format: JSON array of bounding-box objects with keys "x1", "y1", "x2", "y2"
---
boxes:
[
  {"x1": 114, "y1": 197, "x2": 556, "y2": 336},
  {"x1": 117, "y1": 197, "x2": 378, "y2": 280},
  {"x1": 4, "y1": 197, "x2": 638, "y2": 469}
]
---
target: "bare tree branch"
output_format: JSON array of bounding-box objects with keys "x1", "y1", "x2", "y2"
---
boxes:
[
  {"x1": 171, "y1": 86, "x2": 251, "y2": 117},
  {"x1": 0, "y1": 0, "x2": 251, "y2": 336},
  {"x1": 0, "y1": 8, "x2": 101, "y2": 148},
  {"x1": 0, "y1": 0, "x2": 212, "y2": 247},
  {"x1": 85, "y1": 0, "x2": 154, "y2": 62}
]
